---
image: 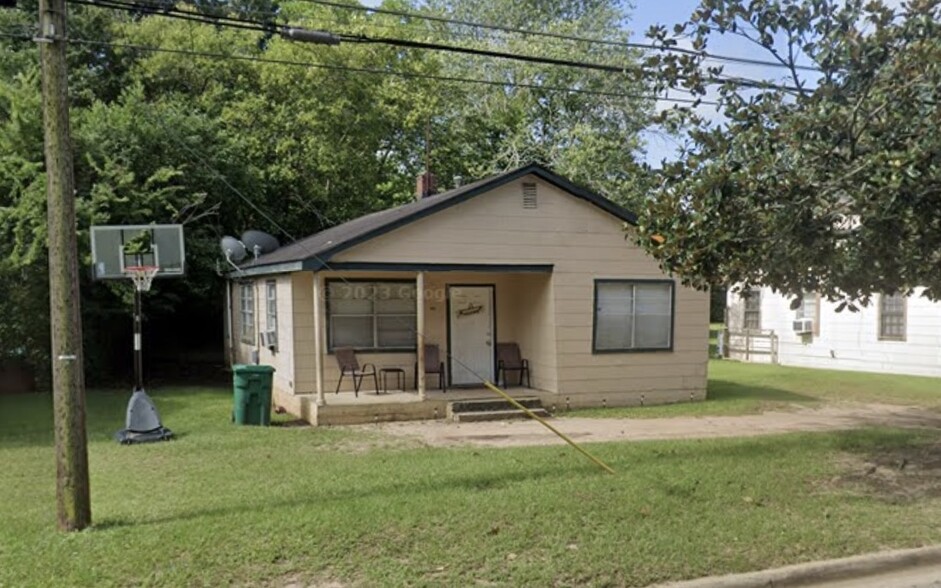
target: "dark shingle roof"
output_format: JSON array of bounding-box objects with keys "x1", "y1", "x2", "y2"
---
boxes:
[{"x1": 236, "y1": 163, "x2": 637, "y2": 276}]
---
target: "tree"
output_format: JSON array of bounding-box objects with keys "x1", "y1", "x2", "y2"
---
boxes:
[
  {"x1": 636, "y1": 0, "x2": 941, "y2": 306},
  {"x1": 0, "y1": 0, "x2": 656, "y2": 384},
  {"x1": 418, "y1": 0, "x2": 654, "y2": 207}
]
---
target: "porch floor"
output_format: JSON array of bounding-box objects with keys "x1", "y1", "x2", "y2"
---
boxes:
[
  {"x1": 292, "y1": 385, "x2": 553, "y2": 426},
  {"x1": 329, "y1": 385, "x2": 541, "y2": 405}
]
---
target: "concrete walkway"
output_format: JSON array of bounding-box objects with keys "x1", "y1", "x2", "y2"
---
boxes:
[
  {"x1": 370, "y1": 403, "x2": 941, "y2": 448},
  {"x1": 652, "y1": 545, "x2": 941, "y2": 588}
]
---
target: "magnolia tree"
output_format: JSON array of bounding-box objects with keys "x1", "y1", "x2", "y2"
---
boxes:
[{"x1": 637, "y1": 0, "x2": 941, "y2": 308}]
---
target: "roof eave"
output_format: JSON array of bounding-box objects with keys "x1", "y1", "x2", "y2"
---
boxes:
[{"x1": 227, "y1": 260, "x2": 304, "y2": 279}]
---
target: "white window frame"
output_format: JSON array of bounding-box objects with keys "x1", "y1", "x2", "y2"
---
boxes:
[
  {"x1": 796, "y1": 291, "x2": 820, "y2": 335},
  {"x1": 592, "y1": 279, "x2": 675, "y2": 353},
  {"x1": 743, "y1": 289, "x2": 762, "y2": 331},
  {"x1": 878, "y1": 293, "x2": 906, "y2": 341},
  {"x1": 265, "y1": 280, "x2": 278, "y2": 348},
  {"x1": 239, "y1": 282, "x2": 255, "y2": 344},
  {"x1": 326, "y1": 280, "x2": 417, "y2": 352}
]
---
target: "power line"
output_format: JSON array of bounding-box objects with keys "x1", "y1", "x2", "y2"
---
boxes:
[
  {"x1": 66, "y1": 0, "x2": 805, "y2": 94},
  {"x1": 91, "y1": 0, "x2": 774, "y2": 76},
  {"x1": 68, "y1": 0, "x2": 275, "y2": 34},
  {"x1": 72, "y1": 0, "x2": 643, "y2": 75},
  {"x1": 96, "y1": 37, "x2": 714, "y2": 104},
  {"x1": 345, "y1": 32, "x2": 797, "y2": 92},
  {"x1": 0, "y1": 29, "x2": 716, "y2": 105},
  {"x1": 291, "y1": 0, "x2": 820, "y2": 73}
]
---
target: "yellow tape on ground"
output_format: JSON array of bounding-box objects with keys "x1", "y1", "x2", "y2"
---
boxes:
[{"x1": 482, "y1": 380, "x2": 615, "y2": 475}]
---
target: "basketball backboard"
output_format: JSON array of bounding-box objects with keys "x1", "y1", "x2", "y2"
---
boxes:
[{"x1": 90, "y1": 224, "x2": 185, "y2": 280}]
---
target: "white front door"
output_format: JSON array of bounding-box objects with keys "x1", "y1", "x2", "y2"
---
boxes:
[{"x1": 448, "y1": 285, "x2": 495, "y2": 386}]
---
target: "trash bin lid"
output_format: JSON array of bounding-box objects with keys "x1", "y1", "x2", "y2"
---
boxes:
[{"x1": 233, "y1": 364, "x2": 276, "y2": 374}]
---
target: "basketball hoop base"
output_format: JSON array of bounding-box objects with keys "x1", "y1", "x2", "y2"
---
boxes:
[
  {"x1": 114, "y1": 388, "x2": 174, "y2": 445},
  {"x1": 115, "y1": 426, "x2": 174, "y2": 445}
]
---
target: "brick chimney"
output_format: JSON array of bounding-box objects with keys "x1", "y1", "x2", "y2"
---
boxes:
[{"x1": 415, "y1": 171, "x2": 437, "y2": 200}]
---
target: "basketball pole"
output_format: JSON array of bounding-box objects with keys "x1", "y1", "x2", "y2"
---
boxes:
[
  {"x1": 39, "y1": 0, "x2": 92, "y2": 530},
  {"x1": 133, "y1": 285, "x2": 143, "y2": 391}
]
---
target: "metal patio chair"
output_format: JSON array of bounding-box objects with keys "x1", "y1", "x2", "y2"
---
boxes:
[
  {"x1": 414, "y1": 343, "x2": 447, "y2": 393},
  {"x1": 334, "y1": 347, "x2": 378, "y2": 397},
  {"x1": 496, "y1": 343, "x2": 531, "y2": 388}
]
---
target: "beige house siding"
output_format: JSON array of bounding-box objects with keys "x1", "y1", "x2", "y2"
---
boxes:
[
  {"x1": 330, "y1": 175, "x2": 709, "y2": 405},
  {"x1": 298, "y1": 271, "x2": 555, "y2": 394},
  {"x1": 231, "y1": 276, "x2": 296, "y2": 398},
  {"x1": 291, "y1": 272, "x2": 315, "y2": 394}
]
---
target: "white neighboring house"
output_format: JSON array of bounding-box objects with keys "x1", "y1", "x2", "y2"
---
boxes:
[{"x1": 725, "y1": 287, "x2": 941, "y2": 377}]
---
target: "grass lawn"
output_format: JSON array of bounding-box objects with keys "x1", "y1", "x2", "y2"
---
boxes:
[
  {"x1": 570, "y1": 360, "x2": 941, "y2": 419},
  {"x1": 3, "y1": 388, "x2": 941, "y2": 587}
]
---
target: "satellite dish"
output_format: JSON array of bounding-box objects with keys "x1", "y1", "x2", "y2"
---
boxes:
[
  {"x1": 220, "y1": 236, "x2": 247, "y2": 263},
  {"x1": 241, "y1": 230, "x2": 280, "y2": 259}
]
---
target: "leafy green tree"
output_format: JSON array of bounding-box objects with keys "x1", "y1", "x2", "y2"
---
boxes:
[
  {"x1": 412, "y1": 0, "x2": 653, "y2": 205},
  {"x1": 637, "y1": 0, "x2": 941, "y2": 305},
  {"x1": 0, "y1": 0, "x2": 655, "y2": 383}
]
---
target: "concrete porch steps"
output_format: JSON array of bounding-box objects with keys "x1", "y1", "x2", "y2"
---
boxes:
[{"x1": 447, "y1": 396, "x2": 549, "y2": 423}]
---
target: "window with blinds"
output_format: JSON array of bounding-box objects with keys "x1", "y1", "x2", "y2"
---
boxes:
[
  {"x1": 593, "y1": 280, "x2": 674, "y2": 352},
  {"x1": 327, "y1": 281, "x2": 417, "y2": 351}
]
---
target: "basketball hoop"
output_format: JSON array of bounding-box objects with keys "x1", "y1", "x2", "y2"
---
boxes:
[{"x1": 124, "y1": 265, "x2": 160, "y2": 292}]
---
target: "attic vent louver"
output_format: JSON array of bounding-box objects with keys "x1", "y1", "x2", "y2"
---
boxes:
[{"x1": 522, "y1": 182, "x2": 537, "y2": 209}]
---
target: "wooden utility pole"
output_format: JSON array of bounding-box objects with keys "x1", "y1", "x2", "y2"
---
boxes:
[{"x1": 39, "y1": 0, "x2": 91, "y2": 531}]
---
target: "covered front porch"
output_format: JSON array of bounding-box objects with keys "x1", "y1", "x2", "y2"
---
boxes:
[
  {"x1": 283, "y1": 264, "x2": 558, "y2": 425},
  {"x1": 278, "y1": 385, "x2": 556, "y2": 426}
]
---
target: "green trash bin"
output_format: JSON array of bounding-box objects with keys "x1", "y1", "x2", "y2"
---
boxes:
[{"x1": 232, "y1": 364, "x2": 275, "y2": 426}]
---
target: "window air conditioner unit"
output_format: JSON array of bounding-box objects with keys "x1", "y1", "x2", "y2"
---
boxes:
[
  {"x1": 792, "y1": 318, "x2": 814, "y2": 334},
  {"x1": 260, "y1": 331, "x2": 277, "y2": 350}
]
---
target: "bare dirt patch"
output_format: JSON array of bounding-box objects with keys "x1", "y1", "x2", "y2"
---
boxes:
[
  {"x1": 833, "y1": 442, "x2": 941, "y2": 503},
  {"x1": 262, "y1": 575, "x2": 347, "y2": 588},
  {"x1": 361, "y1": 403, "x2": 941, "y2": 449}
]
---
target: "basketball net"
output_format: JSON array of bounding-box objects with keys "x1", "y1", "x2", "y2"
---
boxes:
[{"x1": 124, "y1": 265, "x2": 160, "y2": 292}]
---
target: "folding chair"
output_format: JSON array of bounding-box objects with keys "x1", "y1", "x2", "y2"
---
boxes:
[
  {"x1": 496, "y1": 343, "x2": 531, "y2": 388},
  {"x1": 334, "y1": 347, "x2": 378, "y2": 397}
]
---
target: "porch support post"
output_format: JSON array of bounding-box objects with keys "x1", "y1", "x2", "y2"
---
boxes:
[
  {"x1": 416, "y1": 271, "x2": 426, "y2": 401},
  {"x1": 313, "y1": 272, "x2": 325, "y2": 406}
]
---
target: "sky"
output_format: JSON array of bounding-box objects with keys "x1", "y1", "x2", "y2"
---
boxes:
[{"x1": 627, "y1": 1, "x2": 798, "y2": 164}]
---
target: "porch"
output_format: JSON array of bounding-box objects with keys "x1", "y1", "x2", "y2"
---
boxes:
[
  {"x1": 276, "y1": 385, "x2": 557, "y2": 426},
  {"x1": 286, "y1": 266, "x2": 558, "y2": 418}
]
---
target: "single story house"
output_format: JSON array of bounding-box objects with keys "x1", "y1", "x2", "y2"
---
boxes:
[
  {"x1": 725, "y1": 287, "x2": 941, "y2": 377},
  {"x1": 225, "y1": 164, "x2": 709, "y2": 425}
]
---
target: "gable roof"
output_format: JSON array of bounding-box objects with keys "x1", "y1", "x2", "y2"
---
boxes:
[{"x1": 235, "y1": 163, "x2": 638, "y2": 277}]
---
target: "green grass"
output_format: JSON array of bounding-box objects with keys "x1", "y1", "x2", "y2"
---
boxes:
[
  {"x1": 569, "y1": 360, "x2": 941, "y2": 419},
  {"x1": 3, "y1": 388, "x2": 941, "y2": 587}
]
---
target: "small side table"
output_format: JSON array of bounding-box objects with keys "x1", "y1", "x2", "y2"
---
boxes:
[{"x1": 380, "y1": 367, "x2": 406, "y2": 394}]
